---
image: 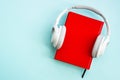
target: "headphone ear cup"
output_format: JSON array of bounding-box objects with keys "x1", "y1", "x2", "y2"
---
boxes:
[
  {"x1": 51, "y1": 27, "x2": 56, "y2": 43},
  {"x1": 56, "y1": 25, "x2": 66, "y2": 49},
  {"x1": 92, "y1": 35, "x2": 105, "y2": 58},
  {"x1": 51, "y1": 26, "x2": 62, "y2": 48}
]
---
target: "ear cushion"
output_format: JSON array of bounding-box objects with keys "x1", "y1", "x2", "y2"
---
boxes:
[
  {"x1": 56, "y1": 25, "x2": 66, "y2": 49},
  {"x1": 51, "y1": 26, "x2": 62, "y2": 48},
  {"x1": 92, "y1": 35, "x2": 105, "y2": 58}
]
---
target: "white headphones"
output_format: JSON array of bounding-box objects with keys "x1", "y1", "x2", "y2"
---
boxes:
[{"x1": 51, "y1": 5, "x2": 110, "y2": 58}]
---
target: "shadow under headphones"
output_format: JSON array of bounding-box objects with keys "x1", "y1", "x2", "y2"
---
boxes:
[{"x1": 51, "y1": 5, "x2": 111, "y2": 58}]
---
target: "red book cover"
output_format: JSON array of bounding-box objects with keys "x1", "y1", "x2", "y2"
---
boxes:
[{"x1": 54, "y1": 12, "x2": 104, "y2": 69}]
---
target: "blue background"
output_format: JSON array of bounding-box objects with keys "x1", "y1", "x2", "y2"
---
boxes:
[{"x1": 0, "y1": 0, "x2": 120, "y2": 80}]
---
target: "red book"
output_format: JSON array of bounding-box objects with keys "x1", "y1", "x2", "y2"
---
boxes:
[{"x1": 55, "y1": 12, "x2": 104, "y2": 69}]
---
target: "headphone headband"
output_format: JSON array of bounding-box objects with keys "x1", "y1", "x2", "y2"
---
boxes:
[{"x1": 54, "y1": 5, "x2": 110, "y2": 42}]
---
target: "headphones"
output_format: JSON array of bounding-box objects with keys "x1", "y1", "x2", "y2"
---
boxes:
[{"x1": 51, "y1": 5, "x2": 110, "y2": 58}]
